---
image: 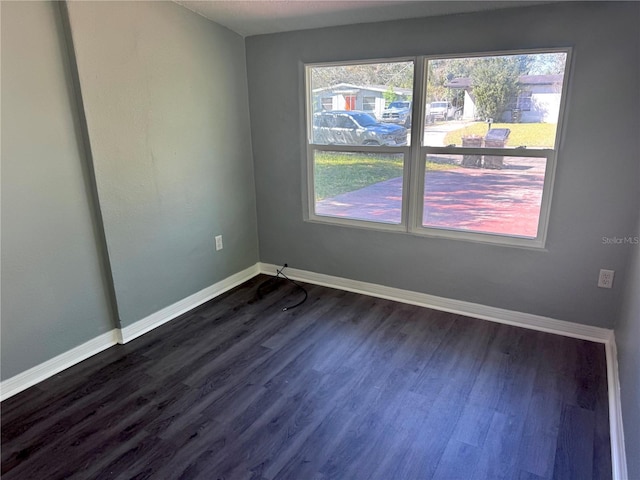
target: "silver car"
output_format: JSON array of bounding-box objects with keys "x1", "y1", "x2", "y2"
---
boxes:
[{"x1": 313, "y1": 111, "x2": 408, "y2": 146}]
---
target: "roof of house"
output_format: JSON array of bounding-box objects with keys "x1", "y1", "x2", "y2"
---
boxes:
[
  {"x1": 519, "y1": 74, "x2": 564, "y2": 85},
  {"x1": 312, "y1": 83, "x2": 412, "y2": 95}
]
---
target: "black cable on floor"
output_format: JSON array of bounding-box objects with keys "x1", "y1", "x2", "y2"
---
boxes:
[{"x1": 256, "y1": 264, "x2": 308, "y2": 312}]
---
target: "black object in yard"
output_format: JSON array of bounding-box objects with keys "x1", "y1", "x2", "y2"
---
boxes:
[{"x1": 484, "y1": 128, "x2": 511, "y2": 144}]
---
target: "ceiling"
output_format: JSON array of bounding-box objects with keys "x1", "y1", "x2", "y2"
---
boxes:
[{"x1": 175, "y1": 0, "x2": 554, "y2": 37}]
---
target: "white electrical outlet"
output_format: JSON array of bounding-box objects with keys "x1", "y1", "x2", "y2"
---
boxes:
[
  {"x1": 215, "y1": 235, "x2": 223, "y2": 251},
  {"x1": 598, "y1": 269, "x2": 614, "y2": 289}
]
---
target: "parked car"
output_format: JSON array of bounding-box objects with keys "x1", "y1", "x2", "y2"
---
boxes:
[
  {"x1": 313, "y1": 111, "x2": 407, "y2": 146},
  {"x1": 381, "y1": 100, "x2": 412, "y2": 128},
  {"x1": 428, "y1": 101, "x2": 461, "y2": 121}
]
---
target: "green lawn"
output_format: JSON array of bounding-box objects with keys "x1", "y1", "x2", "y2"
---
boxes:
[
  {"x1": 314, "y1": 152, "x2": 403, "y2": 200},
  {"x1": 444, "y1": 122, "x2": 557, "y2": 148},
  {"x1": 314, "y1": 151, "x2": 458, "y2": 200}
]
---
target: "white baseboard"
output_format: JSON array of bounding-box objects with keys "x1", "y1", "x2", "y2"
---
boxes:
[
  {"x1": 605, "y1": 336, "x2": 629, "y2": 480},
  {"x1": 117, "y1": 264, "x2": 260, "y2": 344},
  {"x1": 258, "y1": 262, "x2": 626, "y2": 480},
  {"x1": 0, "y1": 264, "x2": 261, "y2": 401},
  {"x1": 0, "y1": 330, "x2": 119, "y2": 402},
  {"x1": 259, "y1": 262, "x2": 612, "y2": 343}
]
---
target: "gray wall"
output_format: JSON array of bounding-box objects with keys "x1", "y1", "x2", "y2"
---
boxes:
[
  {"x1": 616, "y1": 211, "x2": 640, "y2": 479},
  {"x1": 65, "y1": 1, "x2": 259, "y2": 327},
  {"x1": 246, "y1": 2, "x2": 640, "y2": 328},
  {"x1": 1, "y1": 0, "x2": 259, "y2": 379},
  {"x1": 1, "y1": 1, "x2": 114, "y2": 379}
]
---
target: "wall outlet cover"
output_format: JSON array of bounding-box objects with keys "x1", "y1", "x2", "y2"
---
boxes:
[{"x1": 598, "y1": 269, "x2": 614, "y2": 288}]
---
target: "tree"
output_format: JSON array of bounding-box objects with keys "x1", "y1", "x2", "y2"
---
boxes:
[
  {"x1": 426, "y1": 57, "x2": 477, "y2": 103},
  {"x1": 311, "y1": 62, "x2": 413, "y2": 90},
  {"x1": 471, "y1": 57, "x2": 521, "y2": 121},
  {"x1": 383, "y1": 86, "x2": 397, "y2": 106},
  {"x1": 427, "y1": 53, "x2": 566, "y2": 121},
  {"x1": 528, "y1": 52, "x2": 567, "y2": 75}
]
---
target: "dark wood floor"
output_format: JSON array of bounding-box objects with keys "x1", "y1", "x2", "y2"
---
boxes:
[{"x1": 1, "y1": 275, "x2": 612, "y2": 480}]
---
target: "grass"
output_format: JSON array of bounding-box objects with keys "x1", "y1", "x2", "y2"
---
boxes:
[
  {"x1": 314, "y1": 152, "x2": 403, "y2": 200},
  {"x1": 426, "y1": 159, "x2": 460, "y2": 171},
  {"x1": 314, "y1": 151, "x2": 459, "y2": 200},
  {"x1": 443, "y1": 122, "x2": 557, "y2": 148}
]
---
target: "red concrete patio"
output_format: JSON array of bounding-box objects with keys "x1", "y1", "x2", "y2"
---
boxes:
[{"x1": 315, "y1": 157, "x2": 546, "y2": 237}]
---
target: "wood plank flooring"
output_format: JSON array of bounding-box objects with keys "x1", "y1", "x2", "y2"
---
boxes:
[{"x1": 1, "y1": 275, "x2": 612, "y2": 479}]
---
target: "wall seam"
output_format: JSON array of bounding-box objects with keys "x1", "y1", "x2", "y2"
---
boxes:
[{"x1": 57, "y1": 1, "x2": 122, "y2": 329}]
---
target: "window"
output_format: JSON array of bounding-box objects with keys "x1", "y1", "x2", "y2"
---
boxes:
[
  {"x1": 518, "y1": 91, "x2": 532, "y2": 111},
  {"x1": 362, "y1": 96, "x2": 376, "y2": 111},
  {"x1": 305, "y1": 50, "x2": 570, "y2": 247},
  {"x1": 307, "y1": 60, "x2": 413, "y2": 228}
]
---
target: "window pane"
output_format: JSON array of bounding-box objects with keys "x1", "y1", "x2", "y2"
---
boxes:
[
  {"x1": 310, "y1": 61, "x2": 414, "y2": 146},
  {"x1": 314, "y1": 150, "x2": 404, "y2": 224},
  {"x1": 423, "y1": 154, "x2": 547, "y2": 238},
  {"x1": 362, "y1": 96, "x2": 376, "y2": 111},
  {"x1": 424, "y1": 52, "x2": 567, "y2": 148}
]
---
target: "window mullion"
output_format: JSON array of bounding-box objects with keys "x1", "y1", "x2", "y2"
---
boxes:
[{"x1": 406, "y1": 56, "x2": 427, "y2": 231}]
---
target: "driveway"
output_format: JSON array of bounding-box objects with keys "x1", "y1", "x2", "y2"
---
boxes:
[
  {"x1": 423, "y1": 120, "x2": 470, "y2": 146},
  {"x1": 315, "y1": 157, "x2": 546, "y2": 237}
]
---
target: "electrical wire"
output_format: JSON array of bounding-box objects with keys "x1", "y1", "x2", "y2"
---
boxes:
[{"x1": 256, "y1": 264, "x2": 308, "y2": 312}]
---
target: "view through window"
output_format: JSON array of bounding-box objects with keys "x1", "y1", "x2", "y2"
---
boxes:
[
  {"x1": 306, "y1": 50, "x2": 569, "y2": 246},
  {"x1": 309, "y1": 61, "x2": 413, "y2": 225}
]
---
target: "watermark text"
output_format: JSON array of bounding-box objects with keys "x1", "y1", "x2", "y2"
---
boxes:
[{"x1": 602, "y1": 236, "x2": 640, "y2": 245}]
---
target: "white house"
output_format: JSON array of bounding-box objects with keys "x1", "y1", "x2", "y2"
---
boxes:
[
  {"x1": 445, "y1": 74, "x2": 564, "y2": 123},
  {"x1": 312, "y1": 83, "x2": 411, "y2": 118}
]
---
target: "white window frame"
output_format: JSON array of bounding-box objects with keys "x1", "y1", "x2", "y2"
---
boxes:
[
  {"x1": 303, "y1": 48, "x2": 572, "y2": 249},
  {"x1": 304, "y1": 57, "x2": 414, "y2": 233},
  {"x1": 362, "y1": 96, "x2": 376, "y2": 112}
]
